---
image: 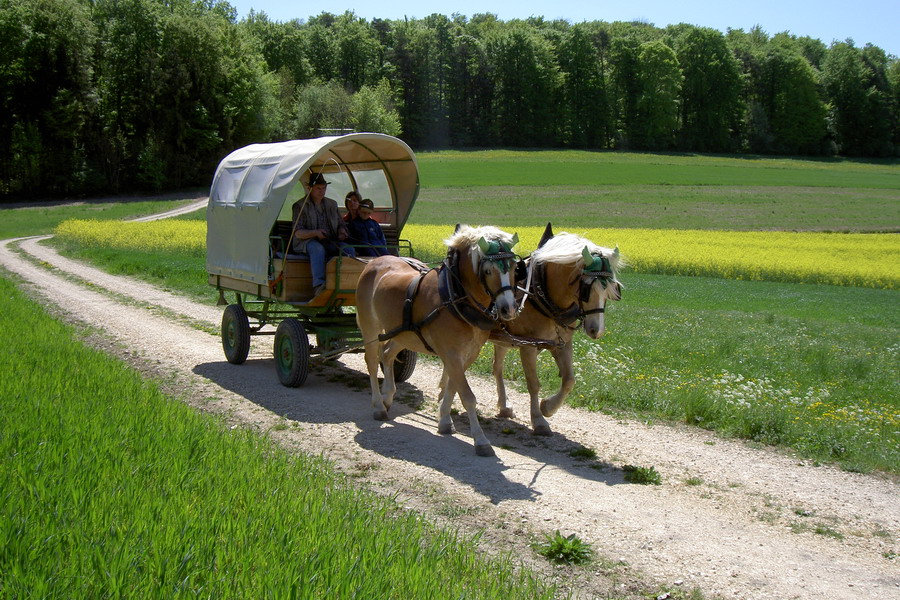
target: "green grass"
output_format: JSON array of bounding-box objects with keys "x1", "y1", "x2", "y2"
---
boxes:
[
  {"x1": 475, "y1": 273, "x2": 899, "y2": 473},
  {"x1": 50, "y1": 242, "x2": 213, "y2": 302},
  {"x1": 0, "y1": 196, "x2": 201, "y2": 239},
  {"x1": 623, "y1": 465, "x2": 663, "y2": 485},
  {"x1": 414, "y1": 150, "x2": 900, "y2": 231},
  {"x1": 0, "y1": 275, "x2": 554, "y2": 599},
  {"x1": 418, "y1": 150, "x2": 900, "y2": 190},
  {"x1": 413, "y1": 185, "x2": 900, "y2": 231}
]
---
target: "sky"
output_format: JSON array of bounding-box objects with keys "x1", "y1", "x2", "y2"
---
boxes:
[{"x1": 228, "y1": 0, "x2": 899, "y2": 58}]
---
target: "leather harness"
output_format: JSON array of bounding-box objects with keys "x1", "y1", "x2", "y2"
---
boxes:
[{"x1": 377, "y1": 249, "x2": 515, "y2": 353}]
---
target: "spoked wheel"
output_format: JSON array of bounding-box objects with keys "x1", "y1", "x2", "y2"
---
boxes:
[
  {"x1": 274, "y1": 318, "x2": 310, "y2": 387},
  {"x1": 391, "y1": 349, "x2": 418, "y2": 382},
  {"x1": 222, "y1": 304, "x2": 251, "y2": 365}
]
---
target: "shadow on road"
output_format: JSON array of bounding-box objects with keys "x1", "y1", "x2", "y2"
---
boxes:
[{"x1": 194, "y1": 354, "x2": 627, "y2": 504}]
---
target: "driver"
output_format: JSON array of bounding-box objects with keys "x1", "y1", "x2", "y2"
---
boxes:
[{"x1": 291, "y1": 172, "x2": 356, "y2": 297}]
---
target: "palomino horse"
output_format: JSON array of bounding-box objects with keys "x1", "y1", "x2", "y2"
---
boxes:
[
  {"x1": 451, "y1": 225, "x2": 622, "y2": 436},
  {"x1": 356, "y1": 225, "x2": 520, "y2": 456}
]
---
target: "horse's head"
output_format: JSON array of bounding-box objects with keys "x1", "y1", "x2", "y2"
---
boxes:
[
  {"x1": 530, "y1": 232, "x2": 623, "y2": 338},
  {"x1": 446, "y1": 225, "x2": 520, "y2": 322},
  {"x1": 579, "y1": 245, "x2": 623, "y2": 338}
]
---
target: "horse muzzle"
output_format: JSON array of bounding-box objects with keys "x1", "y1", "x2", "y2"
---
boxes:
[{"x1": 583, "y1": 315, "x2": 605, "y2": 339}]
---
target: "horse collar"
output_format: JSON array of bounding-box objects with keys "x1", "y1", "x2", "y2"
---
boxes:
[
  {"x1": 438, "y1": 250, "x2": 500, "y2": 330},
  {"x1": 529, "y1": 260, "x2": 582, "y2": 327}
]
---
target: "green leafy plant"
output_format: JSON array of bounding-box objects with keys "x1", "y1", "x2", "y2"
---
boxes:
[
  {"x1": 623, "y1": 464, "x2": 662, "y2": 485},
  {"x1": 568, "y1": 446, "x2": 598, "y2": 459},
  {"x1": 534, "y1": 530, "x2": 594, "y2": 565}
]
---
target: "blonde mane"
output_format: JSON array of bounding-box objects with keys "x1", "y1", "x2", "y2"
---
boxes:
[
  {"x1": 444, "y1": 225, "x2": 515, "y2": 251},
  {"x1": 531, "y1": 232, "x2": 623, "y2": 273}
]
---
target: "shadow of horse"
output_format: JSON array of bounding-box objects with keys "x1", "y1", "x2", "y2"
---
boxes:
[{"x1": 193, "y1": 355, "x2": 629, "y2": 505}]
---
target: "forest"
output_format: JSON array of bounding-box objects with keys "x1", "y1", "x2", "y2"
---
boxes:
[{"x1": 2, "y1": 0, "x2": 899, "y2": 198}]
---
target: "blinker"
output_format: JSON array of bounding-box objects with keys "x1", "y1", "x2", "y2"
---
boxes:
[{"x1": 477, "y1": 235, "x2": 518, "y2": 274}]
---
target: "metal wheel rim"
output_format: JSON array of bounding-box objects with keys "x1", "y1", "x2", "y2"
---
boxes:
[{"x1": 277, "y1": 336, "x2": 294, "y2": 373}]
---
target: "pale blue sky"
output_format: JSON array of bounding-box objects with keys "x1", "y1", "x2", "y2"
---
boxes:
[{"x1": 230, "y1": 0, "x2": 899, "y2": 57}]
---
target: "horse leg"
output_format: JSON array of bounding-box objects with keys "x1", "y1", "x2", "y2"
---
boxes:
[
  {"x1": 356, "y1": 297, "x2": 390, "y2": 421},
  {"x1": 379, "y1": 341, "x2": 401, "y2": 414},
  {"x1": 437, "y1": 368, "x2": 456, "y2": 435},
  {"x1": 446, "y1": 363, "x2": 494, "y2": 456},
  {"x1": 519, "y1": 347, "x2": 552, "y2": 436},
  {"x1": 361, "y1": 335, "x2": 390, "y2": 420},
  {"x1": 540, "y1": 342, "x2": 575, "y2": 418},
  {"x1": 492, "y1": 344, "x2": 515, "y2": 419}
]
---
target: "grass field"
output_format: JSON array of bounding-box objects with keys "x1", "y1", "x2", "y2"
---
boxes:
[
  {"x1": 0, "y1": 270, "x2": 554, "y2": 599},
  {"x1": 418, "y1": 150, "x2": 900, "y2": 189},
  {"x1": 415, "y1": 151, "x2": 900, "y2": 231}
]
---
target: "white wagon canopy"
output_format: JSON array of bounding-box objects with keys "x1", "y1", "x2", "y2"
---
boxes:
[{"x1": 207, "y1": 133, "x2": 419, "y2": 285}]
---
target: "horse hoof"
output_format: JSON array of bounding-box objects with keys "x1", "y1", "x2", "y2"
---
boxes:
[
  {"x1": 497, "y1": 408, "x2": 515, "y2": 419},
  {"x1": 373, "y1": 410, "x2": 389, "y2": 421},
  {"x1": 539, "y1": 401, "x2": 557, "y2": 418},
  {"x1": 438, "y1": 422, "x2": 456, "y2": 435},
  {"x1": 475, "y1": 444, "x2": 496, "y2": 457},
  {"x1": 533, "y1": 424, "x2": 553, "y2": 437}
]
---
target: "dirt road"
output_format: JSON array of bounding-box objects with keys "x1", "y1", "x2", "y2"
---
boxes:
[{"x1": 1, "y1": 216, "x2": 897, "y2": 599}]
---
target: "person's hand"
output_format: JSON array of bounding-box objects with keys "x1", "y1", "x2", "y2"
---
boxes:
[
  {"x1": 338, "y1": 230, "x2": 348, "y2": 240},
  {"x1": 316, "y1": 229, "x2": 327, "y2": 239}
]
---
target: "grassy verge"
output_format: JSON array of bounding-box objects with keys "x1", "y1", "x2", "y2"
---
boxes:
[
  {"x1": 472, "y1": 273, "x2": 899, "y2": 473},
  {"x1": 0, "y1": 275, "x2": 554, "y2": 598}
]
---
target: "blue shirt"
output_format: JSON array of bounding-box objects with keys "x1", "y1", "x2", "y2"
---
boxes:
[{"x1": 348, "y1": 216, "x2": 389, "y2": 256}]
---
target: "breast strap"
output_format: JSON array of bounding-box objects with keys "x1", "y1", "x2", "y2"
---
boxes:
[{"x1": 529, "y1": 261, "x2": 581, "y2": 327}]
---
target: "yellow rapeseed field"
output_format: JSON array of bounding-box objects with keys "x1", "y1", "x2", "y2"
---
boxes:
[
  {"x1": 55, "y1": 219, "x2": 899, "y2": 289},
  {"x1": 56, "y1": 219, "x2": 206, "y2": 256},
  {"x1": 404, "y1": 225, "x2": 899, "y2": 290}
]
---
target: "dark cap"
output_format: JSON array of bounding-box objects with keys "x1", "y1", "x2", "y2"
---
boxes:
[
  {"x1": 358, "y1": 198, "x2": 374, "y2": 210},
  {"x1": 308, "y1": 172, "x2": 329, "y2": 186}
]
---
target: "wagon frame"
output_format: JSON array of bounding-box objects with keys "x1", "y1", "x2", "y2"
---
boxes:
[{"x1": 206, "y1": 133, "x2": 421, "y2": 386}]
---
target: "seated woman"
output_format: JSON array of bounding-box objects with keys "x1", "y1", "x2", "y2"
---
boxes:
[
  {"x1": 343, "y1": 190, "x2": 361, "y2": 223},
  {"x1": 347, "y1": 198, "x2": 389, "y2": 257}
]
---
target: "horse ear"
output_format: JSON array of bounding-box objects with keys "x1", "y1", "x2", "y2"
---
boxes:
[
  {"x1": 613, "y1": 245, "x2": 620, "y2": 259},
  {"x1": 582, "y1": 246, "x2": 593, "y2": 264},
  {"x1": 510, "y1": 232, "x2": 519, "y2": 247},
  {"x1": 477, "y1": 236, "x2": 491, "y2": 254},
  {"x1": 454, "y1": 224, "x2": 462, "y2": 234},
  {"x1": 538, "y1": 222, "x2": 554, "y2": 248}
]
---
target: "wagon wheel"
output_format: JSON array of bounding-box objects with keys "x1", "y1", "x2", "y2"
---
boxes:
[
  {"x1": 222, "y1": 304, "x2": 251, "y2": 365},
  {"x1": 274, "y1": 318, "x2": 310, "y2": 387},
  {"x1": 390, "y1": 349, "x2": 418, "y2": 383}
]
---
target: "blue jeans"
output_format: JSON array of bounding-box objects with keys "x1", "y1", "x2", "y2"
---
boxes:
[{"x1": 306, "y1": 239, "x2": 356, "y2": 286}]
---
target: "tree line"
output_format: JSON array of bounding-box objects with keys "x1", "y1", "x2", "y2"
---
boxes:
[{"x1": 3, "y1": 0, "x2": 898, "y2": 199}]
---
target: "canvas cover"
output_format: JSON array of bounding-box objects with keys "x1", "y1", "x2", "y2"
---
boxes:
[{"x1": 206, "y1": 133, "x2": 419, "y2": 284}]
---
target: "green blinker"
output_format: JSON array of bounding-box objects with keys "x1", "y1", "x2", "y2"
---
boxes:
[{"x1": 582, "y1": 247, "x2": 604, "y2": 272}]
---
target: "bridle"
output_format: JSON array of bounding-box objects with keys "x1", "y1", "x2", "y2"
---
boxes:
[
  {"x1": 476, "y1": 240, "x2": 519, "y2": 311},
  {"x1": 523, "y1": 252, "x2": 617, "y2": 329}
]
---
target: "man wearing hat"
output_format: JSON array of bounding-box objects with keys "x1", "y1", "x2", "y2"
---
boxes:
[{"x1": 291, "y1": 171, "x2": 355, "y2": 296}]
